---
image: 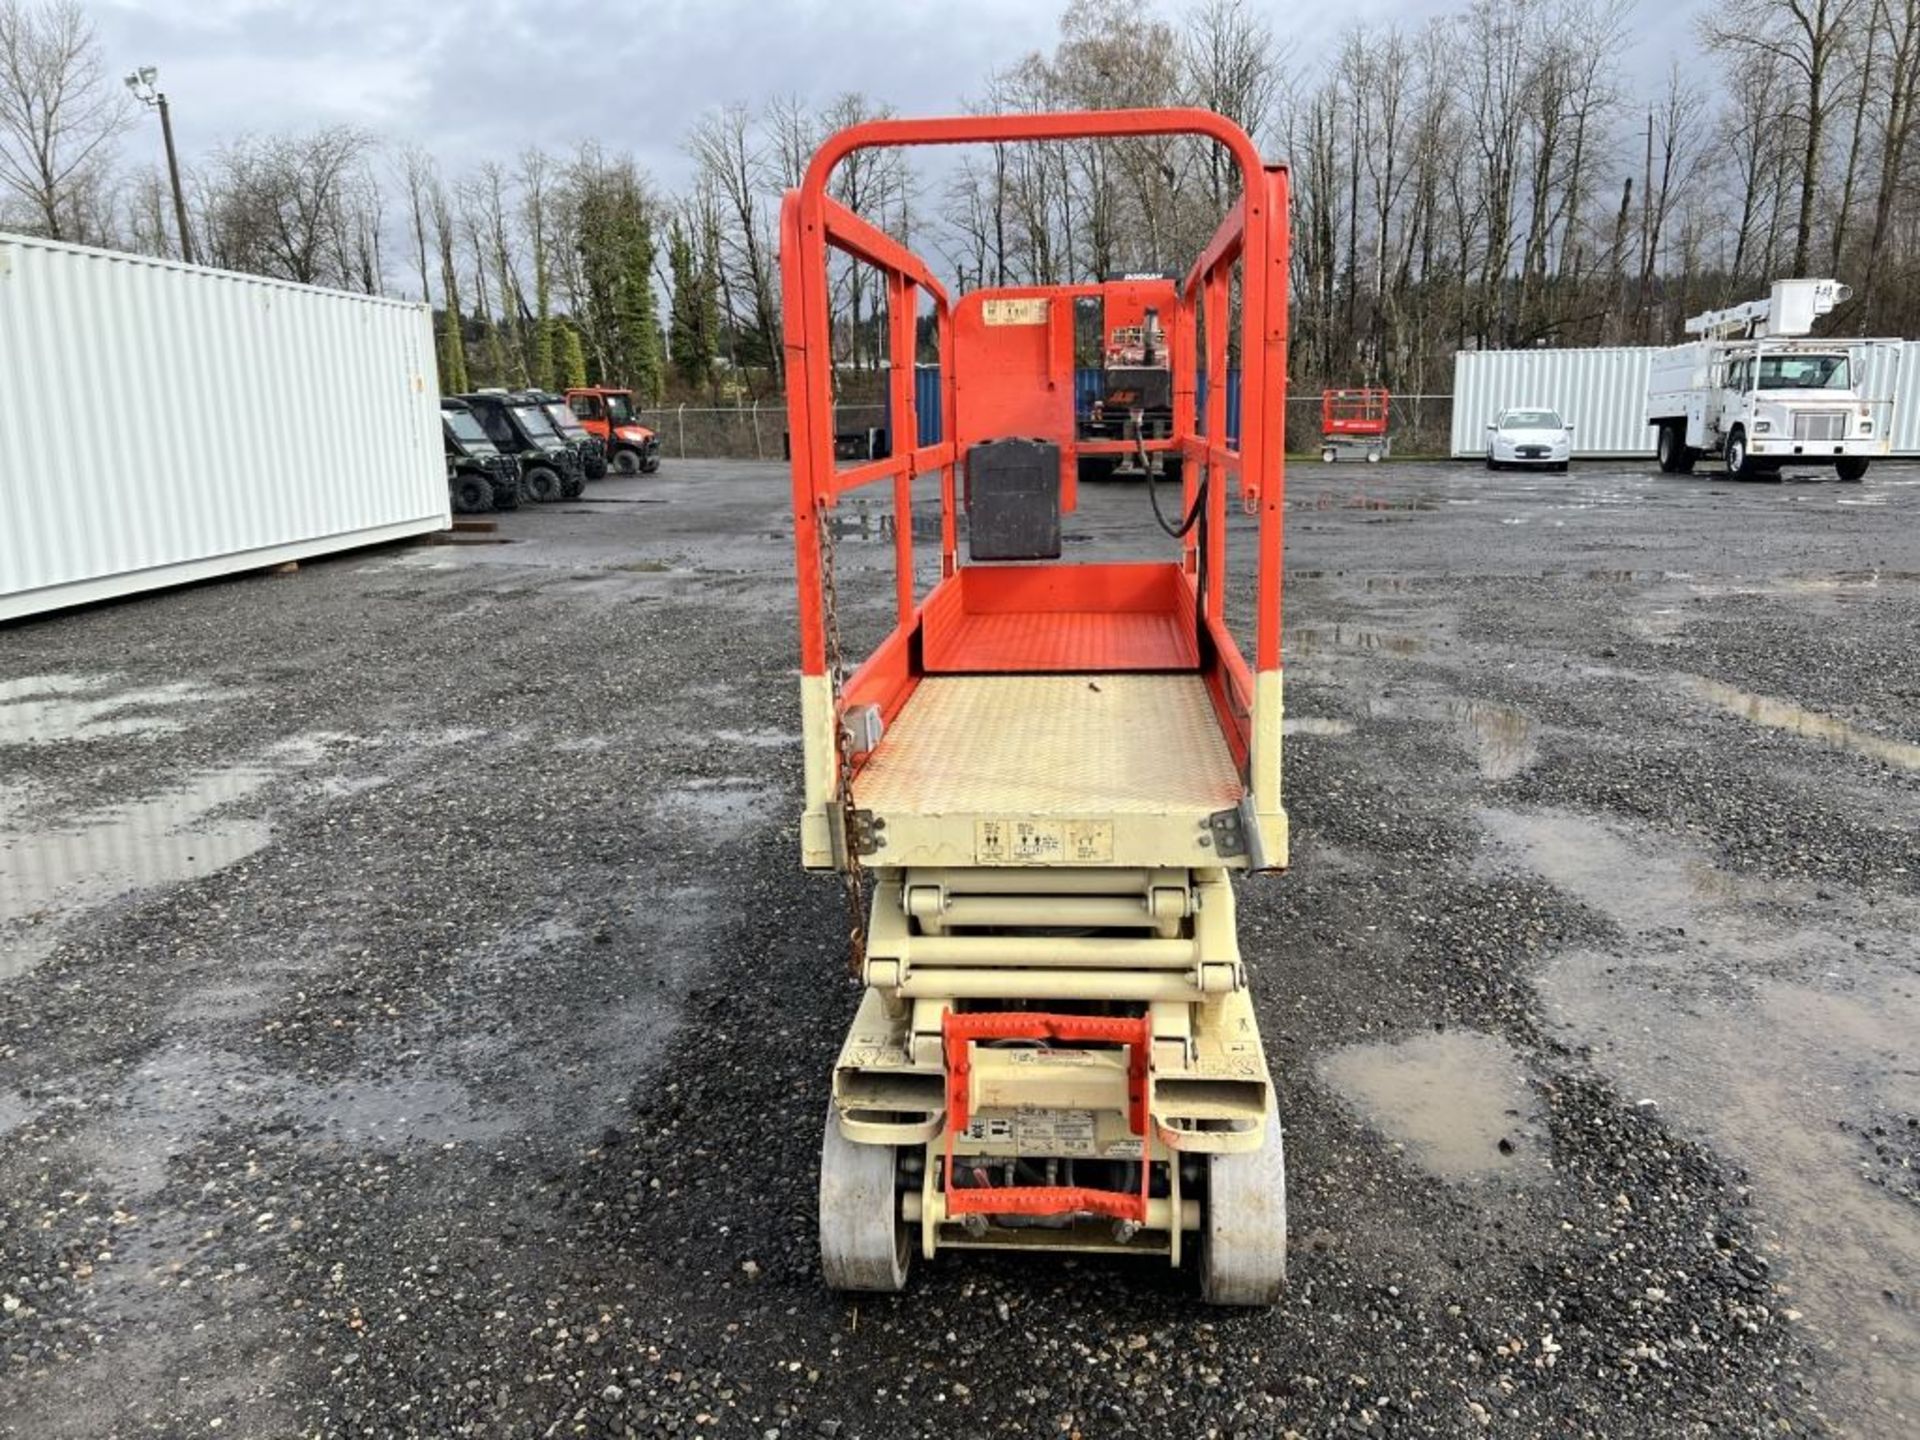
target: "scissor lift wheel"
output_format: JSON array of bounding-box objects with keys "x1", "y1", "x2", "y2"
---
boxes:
[
  {"x1": 819, "y1": 1106, "x2": 911, "y2": 1292},
  {"x1": 1200, "y1": 1099, "x2": 1288, "y2": 1306}
]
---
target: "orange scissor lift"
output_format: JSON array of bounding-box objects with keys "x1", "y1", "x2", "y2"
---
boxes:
[
  {"x1": 784, "y1": 110, "x2": 1290, "y2": 1303},
  {"x1": 1321, "y1": 387, "x2": 1391, "y2": 463}
]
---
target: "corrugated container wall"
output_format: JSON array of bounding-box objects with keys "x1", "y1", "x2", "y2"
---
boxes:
[
  {"x1": 1453, "y1": 341, "x2": 1920, "y2": 458},
  {"x1": 1, "y1": 233, "x2": 447, "y2": 622},
  {"x1": 1451, "y1": 348, "x2": 1659, "y2": 457}
]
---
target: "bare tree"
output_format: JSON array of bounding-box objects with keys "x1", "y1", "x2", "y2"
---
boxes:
[
  {"x1": 202, "y1": 127, "x2": 372, "y2": 286},
  {"x1": 1860, "y1": 0, "x2": 1920, "y2": 325},
  {"x1": 686, "y1": 104, "x2": 782, "y2": 385},
  {"x1": 1704, "y1": 0, "x2": 1863, "y2": 276},
  {"x1": 0, "y1": 0, "x2": 130, "y2": 241}
]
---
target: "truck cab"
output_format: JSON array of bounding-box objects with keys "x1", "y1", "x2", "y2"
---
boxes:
[
  {"x1": 1647, "y1": 279, "x2": 1890, "y2": 481},
  {"x1": 460, "y1": 389, "x2": 586, "y2": 502},
  {"x1": 441, "y1": 398, "x2": 524, "y2": 513},
  {"x1": 565, "y1": 387, "x2": 661, "y2": 475}
]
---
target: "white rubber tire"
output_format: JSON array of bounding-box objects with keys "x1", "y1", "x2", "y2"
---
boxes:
[
  {"x1": 819, "y1": 1105, "x2": 910, "y2": 1293},
  {"x1": 1201, "y1": 1098, "x2": 1288, "y2": 1306}
]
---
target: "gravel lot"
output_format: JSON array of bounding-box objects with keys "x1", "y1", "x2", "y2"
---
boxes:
[{"x1": 2, "y1": 456, "x2": 1918, "y2": 1438}]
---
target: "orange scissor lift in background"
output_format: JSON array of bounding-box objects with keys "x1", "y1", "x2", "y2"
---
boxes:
[
  {"x1": 783, "y1": 109, "x2": 1290, "y2": 1303},
  {"x1": 1321, "y1": 387, "x2": 1391, "y2": 463}
]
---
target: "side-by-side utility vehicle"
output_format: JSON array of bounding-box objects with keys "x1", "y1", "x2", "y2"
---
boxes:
[
  {"x1": 565, "y1": 387, "x2": 661, "y2": 475},
  {"x1": 442, "y1": 398, "x2": 523, "y2": 512},
  {"x1": 461, "y1": 390, "x2": 586, "y2": 501}
]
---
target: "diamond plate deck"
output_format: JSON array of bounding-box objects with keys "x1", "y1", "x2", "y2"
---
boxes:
[{"x1": 857, "y1": 674, "x2": 1242, "y2": 817}]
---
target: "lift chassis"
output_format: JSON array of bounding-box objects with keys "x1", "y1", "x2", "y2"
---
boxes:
[{"x1": 783, "y1": 109, "x2": 1293, "y2": 1304}]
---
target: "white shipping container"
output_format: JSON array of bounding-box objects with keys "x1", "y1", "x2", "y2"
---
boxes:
[
  {"x1": 1451, "y1": 347, "x2": 1660, "y2": 458},
  {"x1": 1, "y1": 233, "x2": 447, "y2": 622},
  {"x1": 1452, "y1": 341, "x2": 1920, "y2": 459}
]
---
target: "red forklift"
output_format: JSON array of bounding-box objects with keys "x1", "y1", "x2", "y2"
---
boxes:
[
  {"x1": 784, "y1": 108, "x2": 1292, "y2": 1303},
  {"x1": 564, "y1": 387, "x2": 661, "y2": 474}
]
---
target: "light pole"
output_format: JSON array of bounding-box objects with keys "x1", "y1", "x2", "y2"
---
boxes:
[{"x1": 124, "y1": 66, "x2": 194, "y2": 266}]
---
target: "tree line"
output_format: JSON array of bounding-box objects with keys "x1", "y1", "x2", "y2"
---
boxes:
[{"x1": 5, "y1": 0, "x2": 1920, "y2": 406}]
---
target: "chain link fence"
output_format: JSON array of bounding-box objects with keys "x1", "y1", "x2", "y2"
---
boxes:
[{"x1": 654, "y1": 396, "x2": 1461, "y2": 461}]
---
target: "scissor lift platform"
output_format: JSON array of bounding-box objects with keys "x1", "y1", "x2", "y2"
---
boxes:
[
  {"x1": 857, "y1": 673, "x2": 1242, "y2": 869},
  {"x1": 782, "y1": 107, "x2": 1294, "y2": 1305}
]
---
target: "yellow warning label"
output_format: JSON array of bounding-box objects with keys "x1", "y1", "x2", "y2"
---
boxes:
[
  {"x1": 975, "y1": 819, "x2": 1114, "y2": 863},
  {"x1": 981, "y1": 297, "x2": 1048, "y2": 327}
]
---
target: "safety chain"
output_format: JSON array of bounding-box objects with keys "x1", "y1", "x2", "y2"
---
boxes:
[{"x1": 817, "y1": 504, "x2": 869, "y2": 978}]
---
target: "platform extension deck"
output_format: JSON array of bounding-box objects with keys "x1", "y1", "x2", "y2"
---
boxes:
[{"x1": 855, "y1": 673, "x2": 1244, "y2": 869}]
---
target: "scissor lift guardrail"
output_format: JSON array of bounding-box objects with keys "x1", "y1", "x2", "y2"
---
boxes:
[{"x1": 784, "y1": 107, "x2": 1292, "y2": 1304}]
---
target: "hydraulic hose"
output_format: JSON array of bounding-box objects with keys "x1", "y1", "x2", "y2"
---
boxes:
[{"x1": 1136, "y1": 412, "x2": 1206, "y2": 539}]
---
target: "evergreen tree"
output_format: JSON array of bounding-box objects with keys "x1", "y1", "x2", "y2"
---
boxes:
[
  {"x1": 667, "y1": 218, "x2": 718, "y2": 392},
  {"x1": 561, "y1": 323, "x2": 588, "y2": 389},
  {"x1": 614, "y1": 204, "x2": 664, "y2": 403},
  {"x1": 532, "y1": 266, "x2": 556, "y2": 392}
]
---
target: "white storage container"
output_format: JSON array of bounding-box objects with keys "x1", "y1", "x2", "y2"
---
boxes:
[
  {"x1": 1451, "y1": 347, "x2": 1660, "y2": 458},
  {"x1": 1452, "y1": 341, "x2": 1920, "y2": 460},
  {"x1": 0, "y1": 233, "x2": 447, "y2": 622}
]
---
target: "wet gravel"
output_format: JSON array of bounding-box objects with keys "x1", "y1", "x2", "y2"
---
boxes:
[{"x1": 3, "y1": 457, "x2": 1919, "y2": 1437}]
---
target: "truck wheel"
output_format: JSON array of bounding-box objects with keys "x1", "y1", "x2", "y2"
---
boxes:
[
  {"x1": 1725, "y1": 427, "x2": 1759, "y2": 480},
  {"x1": 1657, "y1": 423, "x2": 1696, "y2": 474},
  {"x1": 641, "y1": 455, "x2": 661, "y2": 474},
  {"x1": 524, "y1": 464, "x2": 564, "y2": 502},
  {"x1": 491, "y1": 481, "x2": 522, "y2": 512},
  {"x1": 561, "y1": 471, "x2": 585, "y2": 500},
  {"x1": 1836, "y1": 457, "x2": 1869, "y2": 482},
  {"x1": 611, "y1": 447, "x2": 643, "y2": 476},
  {"x1": 452, "y1": 473, "x2": 493, "y2": 514}
]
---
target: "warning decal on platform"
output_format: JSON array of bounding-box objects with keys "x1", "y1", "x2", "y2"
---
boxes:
[
  {"x1": 975, "y1": 819, "x2": 1114, "y2": 863},
  {"x1": 981, "y1": 298, "x2": 1048, "y2": 327}
]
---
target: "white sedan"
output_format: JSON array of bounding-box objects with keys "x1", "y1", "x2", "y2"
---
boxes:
[{"x1": 1484, "y1": 408, "x2": 1573, "y2": 471}]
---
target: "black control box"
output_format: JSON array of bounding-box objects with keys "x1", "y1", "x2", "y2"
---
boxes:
[{"x1": 965, "y1": 438, "x2": 1061, "y2": 561}]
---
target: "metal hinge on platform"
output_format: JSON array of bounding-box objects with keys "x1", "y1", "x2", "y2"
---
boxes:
[
  {"x1": 1206, "y1": 807, "x2": 1247, "y2": 858},
  {"x1": 846, "y1": 809, "x2": 887, "y2": 857}
]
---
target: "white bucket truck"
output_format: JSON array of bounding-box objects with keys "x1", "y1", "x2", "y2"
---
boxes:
[{"x1": 1646, "y1": 279, "x2": 1892, "y2": 481}]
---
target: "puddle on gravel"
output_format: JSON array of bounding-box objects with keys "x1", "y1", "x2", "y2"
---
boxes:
[
  {"x1": 0, "y1": 674, "x2": 239, "y2": 745},
  {"x1": 0, "y1": 735, "x2": 340, "y2": 980},
  {"x1": 652, "y1": 778, "x2": 781, "y2": 841},
  {"x1": 1682, "y1": 677, "x2": 1920, "y2": 772},
  {"x1": 1361, "y1": 694, "x2": 1538, "y2": 779},
  {"x1": 285, "y1": 1072, "x2": 510, "y2": 1146},
  {"x1": 0, "y1": 767, "x2": 275, "y2": 979},
  {"x1": 1318, "y1": 1030, "x2": 1544, "y2": 1180},
  {"x1": 1284, "y1": 717, "x2": 1356, "y2": 737},
  {"x1": 1291, "y1": 626, "x2": 1428, "y2": 657},
  {"x1": 1482, "y1": 806, "x2": 1920, "y2": 1425},
  {"x1": 714, "y1": 727, "x2": 802, "y2": 748},
  {"x1": 1454, "y1": 700, "x2": 1537, "y2": 779}
]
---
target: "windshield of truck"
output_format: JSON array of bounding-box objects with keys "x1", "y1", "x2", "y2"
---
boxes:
[
  {"x1": 544, "y1": 404, "x2": 587, "y2": 437},
  {"x1": 1501, "y1": 410, "x2": 1563, "y2": 429},
  {"x1": 444, "y1": 411, "x2": 492, "y2": 447},
  {"x1": 513, "y1": 405, "x2": 561, "y2": 441},
  {"x1": 1757, "y1": 354, "x2": 1850, "y2": 390},
  {"x1": 603, "y1": 392, "x2": 637, "y2": 424}
]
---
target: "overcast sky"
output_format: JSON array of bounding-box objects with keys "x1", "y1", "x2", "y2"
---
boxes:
[{"x1": 87, "y1": 0, "x2": 1517, "y2": 192}]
